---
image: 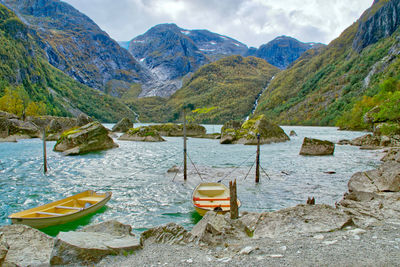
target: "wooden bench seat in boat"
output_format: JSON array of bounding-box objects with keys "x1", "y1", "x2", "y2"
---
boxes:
[
  {"x1": 55, "y1": 206, "x2": 83, "y2": 210},
  {"x1": 194, "y1": 204, "x2": 231, "y2": 208},
  {"x1": 36, "y1": 211, "x2": 62, "y2": 216},
  {"x1": 77, "y1": 197, "x2": 103, "y2": 204},
  {"x1": 193, "y1": 197, "x2": 230, "y2": 201}
]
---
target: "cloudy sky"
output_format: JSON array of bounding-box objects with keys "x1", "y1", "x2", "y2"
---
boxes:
[{"x1": 63, "y1": 0, "x2": 373, "y2": 47}]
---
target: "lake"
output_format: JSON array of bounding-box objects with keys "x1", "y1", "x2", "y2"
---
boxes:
[{"x1": 0, "y1": 125, "x2": 381, "y2": 235}]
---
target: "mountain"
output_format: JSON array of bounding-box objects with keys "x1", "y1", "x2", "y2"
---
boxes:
[
  {"x1": 126, "y1": 56, "x2": 280, "y2": 123},
  {"x1": 0, "y1": 3, "x2": 135, "y2": 122},
  {"x1": 253, "y1": 0, "x2": 400, "y2": 129},
  {"x1": 0, "y1": 0, "x2": 151, "y2": 97},
  {"x1": 247, "y1": 36, "x2": 324, "y2": 69}
]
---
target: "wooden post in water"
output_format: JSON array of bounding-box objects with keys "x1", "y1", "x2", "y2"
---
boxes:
[
  {"x1": 183, "y1": 109, "x2": 187, "y2": 181},
  {"x1": 255, "y1": 133, "x2": 260, "y2": 183},
  {"x1": 43, "y1": 129, "x2": 48, "y2": 174},
  {"x1": 230, "y1": 179, "x2": 238, "y2": 219}
]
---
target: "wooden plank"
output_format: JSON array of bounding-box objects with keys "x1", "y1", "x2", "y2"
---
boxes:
[
  {"x1": 193, "y1": 197, "x2": 230, "y2": 201},
  {"x1": 55, "y1": 206, "x2": 82, "y2": 210},
  {"x1": 194, "y1": 204, "x2": 230, "y2": 208},
  {"x1": 230, "y1": 179, "x2": 238, "y2": 219},
  {"x1": 36, "y1": 211, "x2": 62, "y2": 216}
]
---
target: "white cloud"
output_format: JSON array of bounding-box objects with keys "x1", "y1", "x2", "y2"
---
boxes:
[{"x1": 62, "y1": 0, "x2": 373, "y2": 47}]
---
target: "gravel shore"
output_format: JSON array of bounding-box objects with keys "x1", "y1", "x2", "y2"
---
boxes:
[{"x1": 98, "y1": 222, "x2": 400, "y2": 266}]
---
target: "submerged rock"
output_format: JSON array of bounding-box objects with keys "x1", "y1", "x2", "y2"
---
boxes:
[
  {"x1": 118, "y1": 126, "x2": 165, "y2": 142},
  {"x1": 148, "y1": 123, "x2": 206, "y2": 137},
  {"x1": 220, "y1": 115, "x2": 289, "y2": 145},
  {"x1": 0, "y1": 224, "x2": 54, "y2": 266},
  {"x1": 112, "y1": 117, "x2": 133, "y2": 133},
  {"x1": 289, "y1": 130, "x2": 297, "y2": 137},
  {"x1": 50, "y1": 220, "x2": 141, "y2": 266},
  {"x1": 299, "y1": 137, "x2": 335, "y2": 156},
  {"x1": 53, "y1": 121, "x2": 118, "y2": 155}
]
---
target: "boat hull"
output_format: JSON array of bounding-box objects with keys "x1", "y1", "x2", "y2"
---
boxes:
[
  {"x1": 192, "y1": 182, "x2": 241, "y2": 216},
  {"x1": 8, "y1": 190, "x2": 111, "y2": 229}
]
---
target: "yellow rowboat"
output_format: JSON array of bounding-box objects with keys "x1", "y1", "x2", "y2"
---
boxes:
[
  {"x1": 8, "y1": 190, "x2": 111, "y2": 229},
  {"x1": 192, "y1": 182, "x2": 241, "y2": 216}
]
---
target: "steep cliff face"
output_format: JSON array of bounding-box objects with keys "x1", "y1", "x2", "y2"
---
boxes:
[
  {"x1": 353, "y1": 0, "x2": 400, "y2": 52},
  {"x1": 251, "y1": 36, "x2": 320, "y2": 69},
  {"x1": 0, "y1": 0, "x2": 150, "y2": 97},
  {"x1": 254, "y1": 0, "x2": 400, "y2": 127},
  {"x1": 0, "y1": 3, "x2": 136, "y2": 122}
]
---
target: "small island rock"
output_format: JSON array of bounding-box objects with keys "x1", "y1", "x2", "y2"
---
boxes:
[
  {"x1": 300, "y1": 137, "x2": 335, "y2": 156},
  {"x1": 112, "y1": 117, "x2": 133, "y2": 133},
  {"x1": 289, "y1": 130, "x2": 297, "y2": 136},
  {"x1": 220, "y1": 115, "x2": 290, "y2": 145},
  {"x1": 118, "y1": 126, "x2": 165, "y2": 142},
  {"x1": 148, "y1": 123, "x2": 206, "y2": 137},
  {"x1": 54, "y1": 121, "x2": 118, "y2": 155}
]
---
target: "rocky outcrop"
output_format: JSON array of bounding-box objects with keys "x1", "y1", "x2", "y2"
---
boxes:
[
  {"x1": 240, "y1": 204, "x2": 351, "y2": 239},
  {"x1": 141, "y1": 223, "x2": 193, "y2": 245},
  {"x1": 0, "y1": 224, "x2": 54, "y2": 267},
  {"x1": 118, "y1": 126, "x2": 165, "y2": 142},
  {"x1": 342, "y1": 134, "x2": 400, "y2": 149},
  {"x1": 299, "y1": 137, "x2": 335, "y2": 156},
  {"x1": 337, "y1": 148, "x2": 400, "y2": 227},
  {"x1": 112, "y1": 117, "x2": 133, "y2": 133},
  {"x1": 353, "y1": 0, "x2": 400, "y2": 52},
  {"x1": 148, "y1": 123, "x2": 206, "y2": 137},
  {"x1": 50, "y1": 220, "x2": 141, "y2": 265},
  {"x1": 53, "y1": 121, "x2": 118, "y2": 155},
  {"x1": 220, "y1": 115, "x2": 289, "y2": 145},
  {"x1": 0, "y1": 116, "x2": 41, "y2": 139}
]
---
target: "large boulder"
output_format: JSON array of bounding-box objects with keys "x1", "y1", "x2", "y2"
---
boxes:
[
  {"x1": 50, "y1": 220, "x2": 141, "y2": 266},
  {"x1": 118, "y1": 126, "x2": 166, "y2": 142},
  {"x1": 0, "y1": 224, "x2": 54, "y2": 266},
  {"x1": 348, "y1": 161, "x2": 400, "y2": 193},
  {"x1": 299, "y1": 137, "x2": 335, "y2": 155},
  {"x1": 241, "y1": 204, "x2": 352, "y2": 239},
  {"x1": 220, "y1": 115, "x2": 289, "y2": 145},
  {"x1": 148, "y1": 123, "x2": 206, "y2": 137},
  {"x1": 190, "y1": 211, "x2": 250, "y2": 246},
  {"x1": 53, "y1": 121, "x2": 118, "y2": 155},
  {"x1": 141, "y1": 223, "x2": 193, "y2": 245},
  {"x1": 0, "y1": 117, "x2": 41, "y2": 138},
  {"x1": 111, "y1": 117, "x2": 133, "y2": 133}
]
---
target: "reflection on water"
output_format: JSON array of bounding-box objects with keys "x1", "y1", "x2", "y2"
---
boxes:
[{"x1": 0, "y1": 126, "x2": 381, "y2": 235}]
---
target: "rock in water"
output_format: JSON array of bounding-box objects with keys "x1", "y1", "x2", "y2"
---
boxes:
[
  {"x1": 289, "y1": 130, "x2": 297, "y2": 136},
  {"x1": 147, "y1": 123, "x2": 206, "y2": 137},
  {"x1": 299, "y1": 137, "x2": 335, "y2": 155},
  {"x1": 0, "y1": 224, "x2": 54, "y2": 266},
  {"x1": 220, "y1": 115, "x2": 289, "y2": 145},
  {"x1": 50, "y1": 220, "x2": 141, "y2": 266},
  {"x1": 77, "y1": 113, "x2": 93, "y2": 126},
  {"x1": 53, "y1": 121, "x2": 118, "y2": 155},
  {"x1": 112, "y1": 117, "x2": 133, "y2": 133},
  {"x1": 118, "y1": 126, "x2": 165, "y2": 142}
]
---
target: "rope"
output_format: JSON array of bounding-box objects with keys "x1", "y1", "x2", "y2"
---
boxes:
[
  {"x1": 260, "y1": 165, "x2": 271, "y2": 180},
  {"x1": 218, "y1": 151, "x2": 256, "y2": 182},
  {"x1": 243, "y1": 160, "x2": 256, "y2": 180},
  {"x1": 187, "y1": 153, "x2": 204, "y2": 181},
  {"x1": 171, "y1": 160, "x2": 183, "y2": 182}
]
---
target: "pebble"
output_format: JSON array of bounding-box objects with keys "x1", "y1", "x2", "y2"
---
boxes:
[
  {"x1": 354, "y1": 235, "x2": 361, "y2": 240},
  {"x1": 348, "y1": 228, "x2": 367, "y2": 235},
  {"x1": 217, "y1": 257, "x2": 231, "y2": 263},
  {"x1": 279, "y1": 246, "x2": 287, "y2": 251},
  {"x1": 323, "y1": 240, "x2": 338, "y2": 245},
  {"x1": 239, "y1": 246, "x2": 254, "y2": 255},
  {"x1": 313, "y1": 234, "x2": 324, "y2": 240},
  {"x1": 269, "y1": 254, "x2": 284, "y2": 258}
]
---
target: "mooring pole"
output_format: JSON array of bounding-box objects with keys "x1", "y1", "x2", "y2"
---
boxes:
[
  {"x1": 43, "y1": 129, "x2": 48, "y2": 174},
  {"x1": 230, "y1": 179, "x2": 238, "y2": 219},
  {"x1": 183, "y1": 109, "x2": 187, "y2": 181},
  {"x1": 255, "y1": 133, "x2": 260, "y2": 183}
]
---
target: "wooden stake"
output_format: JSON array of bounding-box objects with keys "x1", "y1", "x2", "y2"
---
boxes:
[
  {"x1": 183, "y1": 109, "x2": 187, "y2": 181},
  {"x1": 255, "y1": 133, "x2": 260, "y2": 183},
  {"x1": 230, "y1": 179, "x2": 238, "y2": 219},
  {"x1": 43, "y1": 129, "x2": 47, "y2": 174}
]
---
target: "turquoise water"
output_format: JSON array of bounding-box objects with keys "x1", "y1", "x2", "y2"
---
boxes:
[{"x1": 0, "y1": 126, "x2": 381, "y2": 235}]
